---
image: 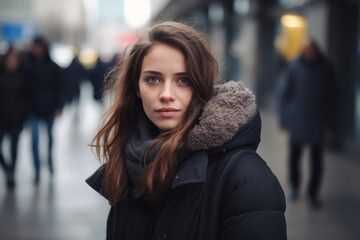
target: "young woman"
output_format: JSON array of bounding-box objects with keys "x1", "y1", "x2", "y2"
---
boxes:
[{"x1": 87, "y1": 21, "x2": 286, "y2": 239}]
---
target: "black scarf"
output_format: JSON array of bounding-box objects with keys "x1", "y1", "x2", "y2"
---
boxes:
[{"x1": 124, "y1": 112, "x2": 160, "y2": 185}]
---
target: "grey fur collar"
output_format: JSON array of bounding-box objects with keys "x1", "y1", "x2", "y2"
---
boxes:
[{"x1": 186, "y1": 81, "x2": 257, "y2": 151}]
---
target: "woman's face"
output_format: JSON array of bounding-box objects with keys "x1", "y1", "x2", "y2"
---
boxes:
[{"x1": 138, "y1": 43, "x2": 193, "y2": 132}]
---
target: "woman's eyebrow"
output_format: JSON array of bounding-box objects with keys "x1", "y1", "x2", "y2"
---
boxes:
[
  {"x1": 143, "y1": 70, "x2": 188, "y2": 76},
  {"x1": 174, "y1": 72, "x2": 188, "y2": 76},
  {"x1": 143, "y1": 70, "x2": 161, "y2": 75}
]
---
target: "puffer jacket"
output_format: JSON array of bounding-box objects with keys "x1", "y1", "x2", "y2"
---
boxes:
[{"x1": 87, "y1": 81, "x2": 287, "y2": 240}]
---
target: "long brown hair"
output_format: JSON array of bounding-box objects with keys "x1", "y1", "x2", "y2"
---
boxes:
[{"x1": 92, "y1": 21, "x2": 218, "y2": 204}]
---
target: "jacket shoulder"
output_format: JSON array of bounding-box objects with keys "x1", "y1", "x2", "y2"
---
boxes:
[
  {"x1": 85, "y1": 165, "x2": 108, "y2": 199},
  {"x1": 226, "y1": 150, "x2": 277, "y2": 181},
  {"x1": 205, "y1": 149, "x2": 287, "y2": 239},
  {"x1": 221, "y1": 150, "x2": 285, "y2": 210},
  {"x1": 216, "y1": 149, "x2": 287, "y2": 239}
]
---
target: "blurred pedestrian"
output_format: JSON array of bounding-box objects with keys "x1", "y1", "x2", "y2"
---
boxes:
[
  {"x1": 0, "y1": 47, "x2": 31, "y2": 189},
  {"x1": 63, "y1": 47, "x2": 86, "y2": 122},
  {"x1": 25, "y1": 36, "x2": 64, "y2": 184},
  {"x1": 278, "y1": 38, "x2": 337, "y2": 209},
  {"x1": 87, "y1": 21, "x2": 286, "y2": 239},
  {"x1": 86, "y1": 56, "x2": 107, "y2": 103}
]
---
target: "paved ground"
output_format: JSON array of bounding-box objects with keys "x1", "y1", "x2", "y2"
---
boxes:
[
  {"x1": 258, "y1": 108, "x2": 360, "y2": 240},
  {"x1": 0, "y1": 82, "x2": 359, "y2": 240}
]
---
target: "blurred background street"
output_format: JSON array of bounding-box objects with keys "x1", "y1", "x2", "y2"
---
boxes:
[{"x1": 1, "y1": 0, "x2": 360, "y2": 239}]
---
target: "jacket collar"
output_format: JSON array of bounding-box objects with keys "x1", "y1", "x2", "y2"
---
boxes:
[
  {"x1": 172, "y1": 150, "x2": 208, "y2": 188},
  {"x1": 86, "y1": 150, "x2": 210, "y2": 197}
]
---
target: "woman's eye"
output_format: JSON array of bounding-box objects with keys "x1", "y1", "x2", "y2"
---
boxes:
[
  {"x1": 178, "y1": 77, "x2": 190, "y2": 86},
  {"x1": 145, "y1": 76, "x2": 159, "y2": 83}
]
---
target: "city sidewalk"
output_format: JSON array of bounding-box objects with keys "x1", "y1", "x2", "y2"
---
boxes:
[
  {"x1": 258, "y1": 108, "x2": 360, "y2": 240},
  {"x1": 0, "y1": 84, "x2": 359, "y2": 240},
  {"x1": 0, "y1": 83, "x2": 109, "y2": 240}
]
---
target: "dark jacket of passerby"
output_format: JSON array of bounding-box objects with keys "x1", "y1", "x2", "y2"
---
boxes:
[
  {"x1": 278, "y1": 51, "x2": 336, "y2": 145},
  {"x1": 85, "y1": 57, "x2": 106, "y2": 102},
  {"x1": 87, "y1": 81, "x2": 287, "y2": 240},
  {"x1": 63, "y1": 55, "x2": 85, "y2": 105},
  {"x1": 0, "y1": 51, "x2": 31, "y2": 127},
  {"x1": 25, "y1": 38, "x2": 64, "y2": 119}
]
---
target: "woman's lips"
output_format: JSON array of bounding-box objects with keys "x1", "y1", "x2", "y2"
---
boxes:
[{"x1": 155, "y1": 108, "x2": 180, "y2": 117}]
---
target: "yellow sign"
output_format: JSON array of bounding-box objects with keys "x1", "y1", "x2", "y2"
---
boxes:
[{"x1": 275, "y1": 14, "x2": 308, "y2": 61}]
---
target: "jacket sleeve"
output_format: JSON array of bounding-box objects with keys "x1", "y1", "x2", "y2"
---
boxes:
[{"x1": 219, "y1": 152, "x2": 287, "y2": 240}]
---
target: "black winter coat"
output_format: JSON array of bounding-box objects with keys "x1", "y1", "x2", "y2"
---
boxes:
[
  {"x1": 25, "y1": 56, "x2": 64, "y2": 118},
  {"x1": 278, "y1": 55, "x2": 337, "y2": 145},
  {"x1": 0, "y1": 69, "x2": 31, "y2": 127},
  {"x1": 87, "y1": 81, "x2": 287, "y2": 240},
  {"x1": 63, "y1": 56, "x2": 86, "y2": 104}
]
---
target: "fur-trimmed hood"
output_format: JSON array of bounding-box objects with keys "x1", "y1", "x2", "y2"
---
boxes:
[{"x1": 186, "y1": 80, "x2": 261, "y2": 153}]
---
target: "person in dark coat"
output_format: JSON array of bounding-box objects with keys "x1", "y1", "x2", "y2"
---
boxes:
[
  {"x1": 25, "y1": 36, "x2": 64, "y2": 184},
  {"x1": 0, "y1": 47, "x2": 31, "y2": 189},
  {"x1": 278, "y1": 39, "x2": 337, "y2": 209},
  {"x1": 63, "y1": 48, "x2": 85, "y2": 106},
  {"x1": 87, "y1": 21, "x2": 286, "y2": 239},
  {"x1": 63, "y1": 48, "x2": 86, "y2": 121},
  {"x1": 85, "y1": 56, "x2": 107, "y2": 103}
]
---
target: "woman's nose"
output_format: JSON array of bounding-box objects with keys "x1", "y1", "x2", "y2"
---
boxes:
[{"x1": 159, "y1": 82, "x2": 175, "y2": 102}]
